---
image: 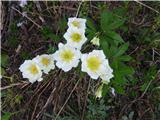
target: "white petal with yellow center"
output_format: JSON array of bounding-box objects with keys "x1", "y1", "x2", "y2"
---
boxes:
[
  {"x1": 19, "y1": 60, "x2": 42, "y2": 83},
  {"x1": 81, "y1": 50, "x2": 113, "y2": 80},
  {"x1": 53, "y1": 43, "x2": 81, "y2": 72},
  {"x1": 68, "y1": 17, "x2": 86, "y2": 30},
  {"x1": 63, "y1": 28, "x2": 87, "y2": 50},
  {"x1": 33, "y1": 54, "x2": 55, "y2": 74}
]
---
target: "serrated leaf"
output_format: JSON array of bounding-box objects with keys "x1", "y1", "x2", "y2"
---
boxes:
[
  {"x1": 100, "y1": 11, "x2": 113, "y2": 32},
  {"x1": 101, "y1": 11, "x2": 125, "y2": 31},
  {"x1": 99, "y1": 36, "x2": 110, "y2": 57},
  {"x1": 119, "y1": 65, "x2": 134, "y2": 75},
  {"x1": 106, "y1": 31, "x2": 124, "y2": 44}
]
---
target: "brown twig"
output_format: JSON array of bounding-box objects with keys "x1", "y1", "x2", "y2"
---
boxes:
[
  {"x1": 81, "y1": 78, "x2": 91, "y2": 120},
  {"x1": 36, "y1": 88, "x2": 56, "y2": 120},
  {"x1": 55, "y1": 79, "x2": 81, "y2": 120},
  {"x1": 1, "y1": 82, "x2": 29, "y2": 90},
  {"x1": 76, "y1": 1, "x2": 83, "y2": 17},
  {"x1": 11, "y1": 7, "x2": 42, "y2": 29},
  {"x1": 31, "y1": 79, "x2": 53, "y2": 120},
  {"x1": 134, "y1": 0, "x2": 160, "y2": 14}
]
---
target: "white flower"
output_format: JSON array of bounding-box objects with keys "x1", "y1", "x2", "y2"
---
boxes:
[
  {"x1": 110, "y1": 87, "x2": 116, "y2": 96},
  {"x1": 100, "y1": 61, "x2": 114, "y2": 83},
  {"x1": 53, "y1": 43, "x2": 81, "y2": 72},
  {"x1": 17, "y1": 22, "x2": 24, "y2": 27},
  {"x1": 68, "y1": 17, "x2": 86, "y2": 30},
  {"x1": 81, "y1": 50, "x2": 113, "y2": 80},
  {"x1": 91, "y1": 36, "x2": 100, "y2": 46},
  {"x1": 19, "y1": 0, "x2": 27, "y2": 7},
  {"x1": 19, "y1": 60, "x2": 43, "y2": 83},
  {"x1": 33, "y1": 54, "x2": 55, "y2": 74},
  {"x1": 64, "y1": 27, "x2": 87, "y2": 50},
  {"x1": 100, "y1": 72, "x2": 114, "y2": 84},
  {"x1": 95, "y1": 84, "x2": 103, "y2": 98},
  {"x1": 22, "y1": 12, "x2": 27, "y2": 17}
]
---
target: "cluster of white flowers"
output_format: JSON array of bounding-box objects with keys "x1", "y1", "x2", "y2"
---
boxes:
[
  {"x1": 19, "y1": 54, "x2": 55, "y2": 83},
  {"x1": 19, "y1": 17, "x2": 114, "y2": 84}
]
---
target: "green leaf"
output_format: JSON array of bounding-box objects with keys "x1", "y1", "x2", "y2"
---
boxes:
[
  {"x1": 2, "y1": 112, "x2": 12, "y2": 120},
  {"x1": 102, "y1": 84, "x2": 110, "y2": 97},
  {"x1": 86, "y1": 29, "x2": 96, "y2": 41},
  {"x1": 118, "y1": 55, "x2": 132, "y2": 61},
  {"x1": 114, "y1": 85, "x2": 125, "y2": 94},
  {"x1": 87, "y1": 18, "x2": 96, "y2": 31},
  {"x1": 118, "y1": 65, "x2": 134, "y2": 75},
  {"x1": 100, "y1": 36, "x2": 110, "y2": 57},
  {"x1": 1, "y1": 53, "x2": 9, "y2": 67},
  {"x1": 106, "y1": 31, "x2": 124, "y2": 44},
  {"x1": 47, "y1": 45, "x2": 56, "y2": 54},
  {"x1": 9, "y1": 22, "x2": 18, "y2": 33},
  {"x1": 7, "y1": 36, "x2": 19, "y2": 48},
  {"x1": 114, "y1": 74, "x2": 127, "y2": 85},
  {"x1": 86, "y1": 18, "x2": 97, "y2": 40},
  {"x1": 1, "y1": 67, "x2": 6, "y2": 76},
  {"x1": 58, "y1": 17, "x2": 67, "y2": 33},
  {"x1": 101, "y1": 11, "x2": 125, "y2": 31},
  {"x1": 112, "y1": 7, "x2": 128, "y2": 17},
  {"x1": 114, "y1": 42, "x2": 129, "y2": 57},
  {"x1": 140, "y1": 82, "x2": 148, "y2": 92},
  {"x1": 100, "y1": 11, "x2": 113, "y2": 31},
  {"x1": 41, "y1": 26, "x2": 60, "y2": 41}
]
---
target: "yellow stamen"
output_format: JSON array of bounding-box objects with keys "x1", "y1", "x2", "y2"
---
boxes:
[
  {"x1": 29, "y1": 64, "x2": 39, "y2": 74},
  {"x1": 71, "y1": 33, "x2": 82, "y2": 42},
  {"x1": 72, "y1": 21, "x2": 80, "y2": 28},
  {"x1": 61, "y1": 50, "x2": 74, "y2": 62},
  {"x1": 87, "y1": 57, "x2": 101, "y2": 72},
  {"x1": 41, "y1": 57, "x2": 50, "y2": 66}
]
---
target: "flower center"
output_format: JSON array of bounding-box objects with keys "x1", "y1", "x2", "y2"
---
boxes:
[
  {"x1": 41, "y1": 57, "x2": 50, "y2": 66},
  {"x1": 87, "y1": 57, "x2": 101, "y2": 72},
  {"x1": 71, "y1": 33, "x2": 82, "y2": 42},
  {"x1": 72, "y1": 21, "x2": 80, "y2": 28},
  {"x1": 61, "y1": 50, "x2": 74, "y2": 62},
  {"x1": 29, "y1": 64, "x2": 39, "y2": 75}
]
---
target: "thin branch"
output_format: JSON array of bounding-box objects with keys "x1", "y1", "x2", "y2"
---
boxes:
[
  {"x1": 1, "y1": 82, "x2": 29, "y2": 90},
  {"x1": 134, "y1": 0, "x2": 160, "y2": 14},
  {"x1": 140, "y1": 79, "x2": 153, "y2": 98},
  {"x1": 36, "y1": 88, "x2": 56, "y2": 119},
  {"x1": 76, "y1": 1, "x2": 83, "y2": 17},
  {"x1": 81, "y1": 78, "x2": 91, "y2": 120},
  {"x1": 11, "y1": 7, "x2": 42, "y2": 28},
  {"x1": 55, "y1": 79, "x2": 81, "y2": 120}
]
